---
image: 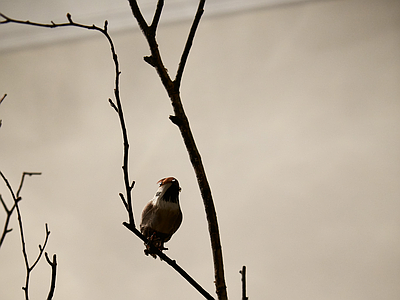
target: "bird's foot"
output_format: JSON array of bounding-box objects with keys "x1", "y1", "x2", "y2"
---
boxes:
[
  {"x1": 159, "y1": 245, "x2": 168, "y2": 251},
  {"x1": 144, "y1": 248, "x2": 157, "y2": 259}
]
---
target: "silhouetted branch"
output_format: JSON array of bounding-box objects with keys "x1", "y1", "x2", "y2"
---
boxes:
[
  {"x1": 175, "y1": 0, "x2": 205, "y2": 90},
  {"x1": 0, "y1": 193, "x2": 17, "y2": 248},
  {"x1": 0, "y1": 171, "x2": 56, "y2": 299},
  {"x1": 16, "y1": 172, "x2": 42, "y2": 197},
  {"x1": 127, "y1": 1, "x2": 228, "y2": 299},
  {"x1": 0, "y1": 12, "x2": 214, "y2": 299},
  {"x1": 45, "y1": 252, "x2": 57, "y2": 300},
  {"x1": 0, "y1": 93, "x2": 6, "y2": 105},
  {"x1": 123, "y1": 222, "x2": 215, "y2": 300},
  {"x1": 150, "y1": 0, "x2": 164, "y2": 33},
  {"x1": 0, "y1": 93, "x2": 5, "y2": 127},
  {"x1": 0, "y1": 12, "x2": 135, "y2": 226},
  {"x1": 239, "y1": 266, "x2": 248, "y2": 300}
]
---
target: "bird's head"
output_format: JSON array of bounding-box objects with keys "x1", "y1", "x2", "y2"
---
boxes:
[{"x1": 155, "y1": 177, "x2": 181, "y2": 203}]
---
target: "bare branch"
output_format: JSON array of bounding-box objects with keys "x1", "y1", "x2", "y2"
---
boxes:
[
  {"x1": 108, "y1": 98, "x2": 118, "y2": 113},
  {"x1": 0, "y1": 194, "x2": 15, "y2": 248},
  {"x1": 150, "y1": 0, "x2": 164, "y2": 33},
  {"x1": 127, "y1": 0, "x2": 149, "y2": 34},
  {"x1": 239, "y1": 266, "x2": 248, "y2": 300},
  {"x1": 0, "y1": 171, "x2": 55, "y2": 300},
  {"x1": 0, "y1": 12, "x2": 136, "y2": 226},
  {"x1": 174, "y1": 0, "x2": 206, "y2": 90},
  {"x1": 29, "y1": 223, "x2": 51, "y2": 271},
  {"x1": 0, "y1": 171, "x2": 20, "y2": 248},
  {"x1": 1, "y1": 9, "x2": 222, "y2": 300},
  {"x1": 123, "y1": 222, "x2": 215, "y2": 300},
  {"x1": 127, "y1": 1, "x2": 228, "y2": 299},
  {"x1": 45, "y1": 252, "x2": 57, "y2": 300},
  {"x1": 16, "y1": 172, "x2": 42, "y2": 198},
  {"x1": 0, "y1": 93, "x2": 6, "y2": 105},
  {"x1": 0, "y1": 93, "x2": 6, "y2": 127}
]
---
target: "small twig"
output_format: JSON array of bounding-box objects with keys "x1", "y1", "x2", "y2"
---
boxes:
[
  {"x1": 16, "y1": 172, "x2": 42, "y2": 198},
  {"x1": 0, "y1": 194, "x2": 16, "y2": 248},
  {"x1": 0, "y1": 93, "x2": 5, "y2": 127},
  {"x1": 45, "y1": 252, "x2": 57, "y2": 300},
  {"x1": 123, "y1": 222, "x2": 215, "y2": 300},
  {"x1": 127, "y1": 0, "x2": 149, "y2": 35},
  {"x1": 108, "y1": 98, "x2": 118, "y2": 113},
  {"x1": 0, "y1": 93, "x2": 6, "y2": 105},
  {"x1": 0, "y1": 172, "x2": 42, "y2": 249},
  {"x1": 0, "y1": 171, "x2": 54, "y2": 300},
  {"x1": 0, "y1": 12, "x2": 135, "y2": 226},
  {"x1": 150, "y1": 0, "x2": 164, "y2": 33},
  {"x1": 29, "y1": 223, "x2": 51, "y2": 271},
  {"x1": 239, "y1": 266, "x2": 248, "y2": 300},
  {"x1": 174, "y1": 0, "x2": 205, "y2": 90}
]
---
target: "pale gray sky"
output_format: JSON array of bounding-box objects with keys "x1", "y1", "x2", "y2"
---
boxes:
[{"x1": 1, "y1": 1, "x2": 399, "y2": 299}]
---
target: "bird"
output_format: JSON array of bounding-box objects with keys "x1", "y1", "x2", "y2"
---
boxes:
[{"x1": 140, "y1": 177, "x2": 183, "y2": 258}]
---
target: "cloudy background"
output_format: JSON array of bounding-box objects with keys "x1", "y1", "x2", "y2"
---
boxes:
[{"x1": 0, "y1": 0, "x2": 399, "y2": 299}]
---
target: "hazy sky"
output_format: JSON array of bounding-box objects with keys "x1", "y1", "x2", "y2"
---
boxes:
[{"x1": 1, "y1": 1, "x2": 400, "y2": 299}]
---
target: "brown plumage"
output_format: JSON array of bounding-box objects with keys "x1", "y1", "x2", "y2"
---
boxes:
[{"x1": 140, "y1": 177, "x2": 183, "y2": 258}]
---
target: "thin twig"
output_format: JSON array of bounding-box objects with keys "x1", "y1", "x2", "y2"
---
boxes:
[
  {"x1": 0, "y1": 171, "x2": 53, "y2": 300},
  {"x1": 0, "y1": 171, "x2": 21, "y2": 248},
  {"x1": 174, "y1": 0, "x2": 205, "y2": 90},
  {"x1": 0, "y1": 172, "x2": 41, "y2": 248},
  {"x1": 239, "y1": 266, "x2": 248, "y2": 300},
  {"x1": 0, "y1": 12, "x2": 135, "y2": 226},
  {"x1": 0, "y1": 93, "x2": 5, "y2": 127},
  {"x1": 45, "y1": 252, "x2": 57, "y2": 300},
  {"x1": 126, "y1": 1, "x2": 228, "y2": 299},
  {"x1": 16, "y1": 172, "x2": 42, "y2": 198},
  {"x1": 0, "y1": 194, "x2": 16, "y2": 248},
  {"x1": 150, "y1": 0, "x2": 164, "y2": 33},
  {"x1": 0, "y1": 93, "x2": 6, "y2": 105}
]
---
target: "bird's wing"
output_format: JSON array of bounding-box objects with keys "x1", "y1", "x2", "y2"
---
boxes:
[
  {"x1": 140, "y1": 202, "x2": 182, "y2": 237},
  {"x1": 140, "y1": 201, "x2": 156, "y2": 229}
]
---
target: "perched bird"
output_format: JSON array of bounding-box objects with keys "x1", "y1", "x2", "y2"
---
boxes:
[{"x1": 140, "y1": 177, "x2": 183, "y2": 258}]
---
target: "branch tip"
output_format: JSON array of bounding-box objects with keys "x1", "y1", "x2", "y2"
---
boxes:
[
  {"x1": 143, "y1": 56, "x2": 156, "y2": 67},
  {"x1": 108, "y1": 98, "x2": 118, "y2": 112},
  {"x1": 169, "y1": 115, "x2": 182, "y2": 126},
  {"x1": 0, "y1": 94, "x2": 6, "y2": 104},
  {"x1": 66, "y1": 13, "x2": 72, "y2": 23}
]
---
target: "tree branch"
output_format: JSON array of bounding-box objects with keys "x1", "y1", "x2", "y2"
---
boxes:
[
  {"x1": 127, "y1": 1, "x2": 228, "y2": 299},
  {"x1": 0, "y1": 171, "x2": 55, "y2": 300},
  {"x1": 0, "y1": 12, "x2": 216, "y2": 299},
  {"x1": 0, "y1": 172, "x2": 42, "y2": 248},
  {"x1": 16, "y1": 172, "x2": 42, "y2": 198},
  {"x1": 239, "y1": 266, "x2": 248, "y2": 300},
  {"x1": 45, "y1": 252, "x2": 57, "y2": 300},
  {"x1": 150, "y1": 0, "x2": 164, "y2": 33},
  {"x1": 123, "y1": 222, "x2": 215, "y2": 300},
  {"x1": 0, "y1": 12, "x2": 135, "y2": 226},
  {"x1": 0, "y1": 93, "x2": 6, "y2": 105},
  {"x1": 0, "y1": 93, "x2": 6, "y2": 127},
  {"x1": 174, "y1": 0, "x2": 205, "y2": 90},
  {"x1": 0, "y1": 193, "x2": 17, "y2": 248}
]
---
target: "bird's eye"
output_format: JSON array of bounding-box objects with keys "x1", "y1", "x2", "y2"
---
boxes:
[{"x1": 156, "y1": 192, "x2": 161, "y2": 196}]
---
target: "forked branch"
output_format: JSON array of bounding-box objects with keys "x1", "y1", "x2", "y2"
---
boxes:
[
  {"x1": 0, "y1": 171, "x2": 41, "y2": 248},
  {"x1": 0, "y1": 12, "x2": 214, "y2": 299},
  {"x1": 126, "y1": 1, "x2": 228, "y2": 299},
  {"x1": 0, "y1": 171, "x2": 56, "y2": 300}
]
